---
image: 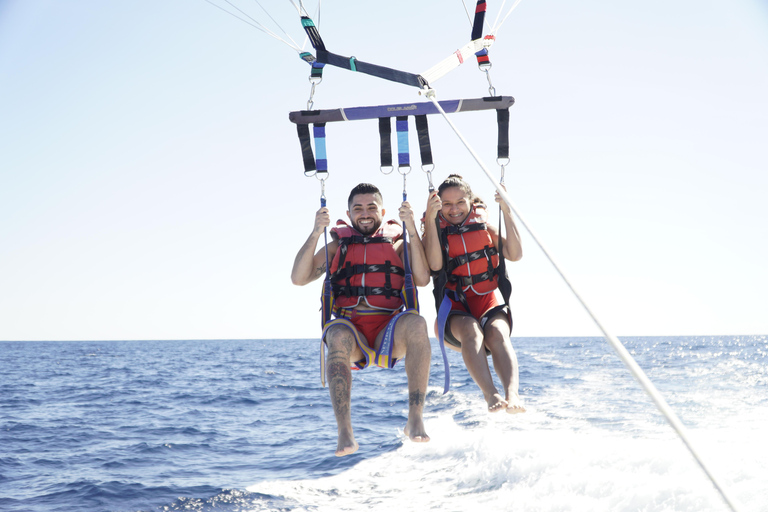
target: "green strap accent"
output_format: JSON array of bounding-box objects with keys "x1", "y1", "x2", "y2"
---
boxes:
[
  {"x1": 349, "y1": 56, "x2": 357, "y2": 72},
  {"x1": 301, "y1": 18, "x2": 315, "y2": 28}
]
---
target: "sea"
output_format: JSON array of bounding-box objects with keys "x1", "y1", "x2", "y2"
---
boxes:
[{"x1": 1, "y1": 335, "x2": 766, "y2": 512}]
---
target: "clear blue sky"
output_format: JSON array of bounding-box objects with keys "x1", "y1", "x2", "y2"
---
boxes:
[{"x1": 1, "y1": 0, "x2": 767, "y2": 341}]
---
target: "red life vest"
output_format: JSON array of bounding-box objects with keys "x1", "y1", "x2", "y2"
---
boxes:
[
  {"x1": 330, "y1": 220, "x2": 405, "y2": 311},
  {"x1": 439, "y1": 207, "x2": 499, "y2": 296}
]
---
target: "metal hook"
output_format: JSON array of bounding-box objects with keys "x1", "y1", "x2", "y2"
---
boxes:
[
  {"x1": 482, "y1": 66, "x2": 497, "y2": 97},
  {"x1": 307, "y1": 76, "x2": 322, "y2": 110},
  {"x1": 421, "y1": 164, "x2": 435, "y2": 193},
  {"x1": 497, "y1": 157, "x2": 509, "y2": 185}
]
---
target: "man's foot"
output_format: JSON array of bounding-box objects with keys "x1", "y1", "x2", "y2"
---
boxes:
[
  {"x1": 486, "y1": 393, "x2": 508, "y2": 413},
  {"x1": 335, "y1": 431, "x2": 359, "y2": 457},
  {"x1": 404, "y1": 417, "x2": 430, "y2": 443},
  {"x1": 505, "y1": 393, "x2": 526, "y2": 414}
]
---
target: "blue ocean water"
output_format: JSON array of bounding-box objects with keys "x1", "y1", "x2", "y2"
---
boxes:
[{"x1": 1, "y1": 335, "x2": 766, "y2": 512}]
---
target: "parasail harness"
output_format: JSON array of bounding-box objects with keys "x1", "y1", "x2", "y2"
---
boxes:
[{"x1": 289, "y1": 1, "x2": 516, "y2": 393}]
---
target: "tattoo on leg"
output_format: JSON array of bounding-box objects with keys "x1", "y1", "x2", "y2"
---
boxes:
[
  {"x1": 328, "y1": 360, "x2": 352, "y2": 416},
  {"x1": 409, "y1": 390, "x2": 425, "y2": 407}
]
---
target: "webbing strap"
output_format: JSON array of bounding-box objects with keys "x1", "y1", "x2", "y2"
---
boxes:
[
  {"x1": 496, "y1": 208, "x2": 512, "y2": 307},
  {"x1": 436, "y1": 295, "x2": 453, "y2": 393},
  {"x1": 320, "y1": 196, "x2": 334, "y2": 327},
  {"x1": 299, "y1": 51, "x2": 325, "y2": 79},
  {"x1": 296, "y1": 124, "x2": 316, "y2": 176},
  {"x1": 414, "y1": 115, "x2": 433, "y2": 167},
  {"x1": 313, "y1": 124, "x2": 327, "y2": 172},
  {"x1": 332, "y1": 263, "x2": 405, "y2": 280},
  {"x1": 332, "y1": 285, "x2": 403, "y2": 299},
  {"x1": 497, "y1": 108, "x2": 510, "y2": 160},
  {"x1": 300, "y1": 16, "x2": 326, "y2": 51},
  {"x1": 379, "y1": 117, "x2": 392, "y2": 169},
  {"x1": 471, "y1": 0, "x2": 487, "y2": 41},
  {"x1": 396, "y1": 116, "x2": 410, "y2": 169},
  {"x1": 317, "y1": 50, "x2": 428, "y2": 89}
]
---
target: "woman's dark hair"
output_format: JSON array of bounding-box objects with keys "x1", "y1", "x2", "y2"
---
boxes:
[{"x1": 437, "y1": 174, "x2": 474, "y2": 200}]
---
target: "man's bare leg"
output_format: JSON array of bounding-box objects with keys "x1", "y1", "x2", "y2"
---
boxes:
[
  {"x1": 484, "y1": 315, "x2": 526, "y2": 414},
  {"x1": 452, "y1": 316, "x2": 508, "y2": 412},
  {"x1": 325, "y1": 325, "x2": 360, "y2": 456},
  {"x1": 390, "y1": 314, "x2": 431, "y2": 442}
]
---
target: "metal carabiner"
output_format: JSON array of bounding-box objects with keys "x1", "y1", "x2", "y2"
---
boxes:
[
  {"x1": 307, "y1": 76, "x2": 322, "y2": 111},
  {"x1": 421, "y1": 163, "x2": 435, "y2": 193}
]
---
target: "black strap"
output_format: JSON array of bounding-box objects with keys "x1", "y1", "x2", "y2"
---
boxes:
[
  {"x1": 471, "y1": 0, "x2": 487, "y2": 41},
  {"x1": 316, "y1": 50, "x2": 428, "y2": 89},
  {"x1": 300, "y1": 16, "x2": 326, "y2": 51},
  {"x1": 379, "y1": 117, "x2": 392, "y2": 168},
  {"x1": 497, "y1": 108, "x2": 510, "y2": 160},
  {"x1": 496, "y1": 209, "x2": 512, "y2": 307},
  {"x1": 414, "y1": 115, "x2": 433, "y2": 167},
  {"x1": 446, "y1": 246, "x2": 499, "y2": 274},
  {"x1": 332, "y1": 285, "x2": 403, "y2": 299},
  {"x1": 447, "y1": 270, "x2": 496, "y2": 288},
  {"x1": 332, "y1": 263, "x2": 405, "y2": 280},
  {"x1": 443, "y1": 222, "x2": 487, "y2": 236},
  {"x1": 338, "y1": 235, "x2": 393, "y2": 245},
  {"x1": 296, "y1": 123, "x2": 316, "y2": 175}
]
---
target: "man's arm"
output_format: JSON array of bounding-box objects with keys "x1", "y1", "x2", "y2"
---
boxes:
[
  {"x1": 421, "y1": 191, "x2": 444, "y2": 272},
  {"x1": 291, "y1": 206, "x2": 338, "y2": 286}
]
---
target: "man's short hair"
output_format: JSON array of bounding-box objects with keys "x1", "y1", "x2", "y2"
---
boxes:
[{"x1": 347, "y1": 183, "x2": 383, "y2": 210}]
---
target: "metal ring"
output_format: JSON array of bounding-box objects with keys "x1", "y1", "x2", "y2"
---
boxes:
[
  {"x1": 398, "y1": 165, "x2": 411, "y2": 176},
  {"x1": 379, "y1": 165, "x2": 394, "y2": 175}
]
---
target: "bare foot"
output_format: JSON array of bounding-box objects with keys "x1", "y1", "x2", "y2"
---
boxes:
[
  {"x1": 335, "y1": 431, "x2": 359, "y2": 457},
  {"x1": 505, "y1": 393, "x2": 526, "y2": 414},
  {"x1": 404, "y1": 417, "x2": 430, "y2": 443},
  {"x1": 486, "y1": 393, "x2": 508, "y2": 413}
]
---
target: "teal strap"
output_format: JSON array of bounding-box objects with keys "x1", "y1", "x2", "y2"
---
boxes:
[{"x1": 349, "y1": 56, "x2": 357, "y2": 72}]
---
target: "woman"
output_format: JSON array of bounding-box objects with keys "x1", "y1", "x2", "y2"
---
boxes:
[{"x1": 423, "y1": 174, "x2": 525, "y2": 413}]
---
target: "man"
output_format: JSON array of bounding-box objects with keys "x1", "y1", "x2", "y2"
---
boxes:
[{"x1": 291, "y1": 183, "x2": 432, "y2": 456}]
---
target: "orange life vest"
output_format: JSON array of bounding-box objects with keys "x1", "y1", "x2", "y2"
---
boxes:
[
  {"x1": 439, "y1": 207, "x2": 499, "y2": 296},
  {"x1": 330, "y1": 220, "x2": 405, "y2": 311}
]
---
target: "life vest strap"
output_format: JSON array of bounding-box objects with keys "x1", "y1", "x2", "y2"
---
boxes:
[
  {"x1": 332, "y1": 285, "x2": 403, "y2": 299},
  {"x1": 338, "y1": 235, "x2": 393, "y2": 245},
  {"x1": 331, "y1": 263, "x2": 405, "y2": 280},
  {"x1": 446, "y1": 246, "x2": 498, "y2": 274},
  {"x1": 443, "y1": 222, "x2": 487, "y2": 236},
  {"x1": 447, "y1": 270, "x2": 496, "y2": 288}
]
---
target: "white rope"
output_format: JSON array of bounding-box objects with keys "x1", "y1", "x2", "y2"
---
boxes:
[
  {"x1": 207, "y1": 0, "x2": 303, "y2": 52},
  {"x1": 488, "y1": 0, "x2": 523, "y2": 37},
  {"x1": 419, "y1": 39, "x2": 492, "y2": 85},
  {"x1": 422, "y1": 88, "x2": 743, "y2": 512},
  {"x1": 251, "y1": 0, "x2": 303, "y2": 50}
]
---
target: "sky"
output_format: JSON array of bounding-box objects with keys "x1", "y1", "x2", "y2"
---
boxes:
[{"x1": 1, "y1": 0, "x2": 767, "y2": 341}]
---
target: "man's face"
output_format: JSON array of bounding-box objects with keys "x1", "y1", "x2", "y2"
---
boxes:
[{"x1": 347, "y1": 193, "x2": 384, "y2": 235}]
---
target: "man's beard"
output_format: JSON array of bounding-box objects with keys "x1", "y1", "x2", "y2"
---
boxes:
[{"x1": 353, "y1": 219, "x2": 380, "y2": 235}]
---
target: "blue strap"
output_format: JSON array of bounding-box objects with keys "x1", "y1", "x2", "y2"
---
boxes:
[
  {"x1": 313, "y1": 124, "x2": 327, "y2": 172},
  {"x1": 436, "y1": 295, "x2": 453, "y2": 393},
  {"x1": 375, "y1": 309, "x2": 418, "y2": 369},
  {"x1": 396, "y1": 116, "x2": 410, "y2": 168}
]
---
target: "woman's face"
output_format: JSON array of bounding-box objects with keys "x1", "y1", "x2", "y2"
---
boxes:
[{"x1": 439, "y1": 186, "x2": 471, "y2": 225}]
